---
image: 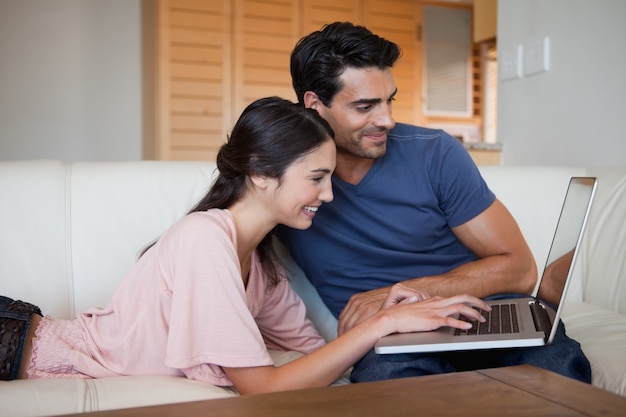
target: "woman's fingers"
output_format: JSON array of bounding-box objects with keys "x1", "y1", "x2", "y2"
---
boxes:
[
  {"x1": 422, "y1": 294, "x2": 491, "y2": 312},
  {"x1": 390, "y1": 294, "x2": 491, "y2": 333}
]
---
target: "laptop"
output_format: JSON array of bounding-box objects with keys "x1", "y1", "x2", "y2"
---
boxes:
[{"x1": 375, "y1": 177, "x2": 598, "y2": 354}]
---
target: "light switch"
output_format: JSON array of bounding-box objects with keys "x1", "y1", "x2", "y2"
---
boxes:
[
  {"x1": 500, "y1": 45, "x2": 523, "y2": 81},
  {"x1": 524, "y1": 37, "x2": 550, "y2": 76}
]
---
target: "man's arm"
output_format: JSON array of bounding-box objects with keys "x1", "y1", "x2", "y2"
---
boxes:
[
  {"x1": 337, "y1": 198, "x2": 538, "y2": 335},
  {"x1": 537, "y1": 249, "x2": 574, "y2": 306}
]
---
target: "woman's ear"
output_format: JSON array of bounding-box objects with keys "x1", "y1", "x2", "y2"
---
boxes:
[
  {"x1": 303, "y1": 91, "x2": 320, "y2": 110},
  {"x1": 250, "y1": 174, "x2": 270, "y2": 190}
]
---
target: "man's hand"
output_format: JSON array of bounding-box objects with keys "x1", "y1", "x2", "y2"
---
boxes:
[{"x1": 338, "y1": 284, "x2": 429, "y2": 335}]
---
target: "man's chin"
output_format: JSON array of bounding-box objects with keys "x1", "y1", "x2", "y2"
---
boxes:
[
  {"x1": 364, "y1": 142, "x2": 387, "y2": 158},
  {"x1": 336, "y1": 140, "x2": 386, "y2": 159}
]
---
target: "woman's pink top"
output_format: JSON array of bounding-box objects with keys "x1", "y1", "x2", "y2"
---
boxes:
[{"x1": 28, "y1": 209, "x2": 325, "y2": 385}]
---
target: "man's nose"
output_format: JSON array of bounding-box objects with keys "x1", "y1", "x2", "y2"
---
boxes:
[{"x1": 374, "y1": 104, "x2": 396, "y2": 130}]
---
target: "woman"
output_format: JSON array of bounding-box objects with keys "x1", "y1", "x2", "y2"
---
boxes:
[{"x1": 3, "y1": 97, "x2": 489, "y2": 393}]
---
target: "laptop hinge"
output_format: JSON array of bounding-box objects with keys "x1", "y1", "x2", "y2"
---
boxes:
[{"x1": 529, "y1": 301, "x2": 552, "y2": 333}]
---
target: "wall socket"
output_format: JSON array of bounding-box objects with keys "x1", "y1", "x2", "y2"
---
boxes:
[
  {"x1": 500, "y1": 44, "x2": 523, "y2": 81},
  {"x1": 524, "y1": 37, "x2": 550, "y2": 76}
]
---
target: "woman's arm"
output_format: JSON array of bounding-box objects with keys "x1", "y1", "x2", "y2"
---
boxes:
[{"x1": 223, "y1": 292, "x2": 489, "y2": 395}]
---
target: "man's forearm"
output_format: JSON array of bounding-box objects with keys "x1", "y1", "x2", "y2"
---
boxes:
[{"x1": 403, "y1": 252, "x2": 537, "y2": 299}]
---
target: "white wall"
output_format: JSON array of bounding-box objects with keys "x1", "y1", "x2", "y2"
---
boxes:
[
  {"x1": 497, "y1": 0, "x2": 626, "y2": 167},
  {"x1": 0, "y1": 0, "x2": 141, "y2": 161}
]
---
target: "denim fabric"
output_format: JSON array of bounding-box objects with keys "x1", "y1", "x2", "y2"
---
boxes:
[
  {"x1": 350, "y1": 294, "x2": 592, "y2": 384},
  {"x1": 0, "y1": 296, "x2": 41, "y2": 380}
]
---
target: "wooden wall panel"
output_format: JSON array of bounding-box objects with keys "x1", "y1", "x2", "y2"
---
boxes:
[
  {"x1": 300, "y1": 0, "x2": 361, "y2": 36},
  {"x1": 156, "y1": 0, "x2": 231, "y2": 161},
  {"x1": 473, "y1": 0, "x2": 497, "y2": 43},
  {"x1": 150, "y1": 0, "x2": 480, "y2": 160},
  {"x1": 364, "y1": 0, "x2": 419, "y2": 125},
  {"x1": 232, "y1": 0, "x2": 299, "y2": 118}
]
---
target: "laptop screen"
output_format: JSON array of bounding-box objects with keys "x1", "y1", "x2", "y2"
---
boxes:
[{"x1": 536, "y1": 177, "x2": 597, "y2": 339}]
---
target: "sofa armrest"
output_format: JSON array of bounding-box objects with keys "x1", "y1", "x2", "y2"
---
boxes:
[{"x1": 274, "y1": 238, "x2": 338, "y2": 342}]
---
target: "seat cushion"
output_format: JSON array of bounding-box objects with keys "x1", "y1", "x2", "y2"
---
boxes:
[
  {"x1": 0, "y1": 376, "x2": 237, "y2": 417},
  {"x1": 562, "y1": 301, "x2": 626, "y2": 396}
]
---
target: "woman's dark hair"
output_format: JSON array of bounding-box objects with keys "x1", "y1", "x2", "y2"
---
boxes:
[
  {"x1": 142, "y1": 97, "x2": 334, "y2": 288},
  {"x1": 291, "y1": 22, "x2": 401, "y2": 106}
]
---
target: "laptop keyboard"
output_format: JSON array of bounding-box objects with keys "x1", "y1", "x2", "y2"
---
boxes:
[{"x1": 454, "y1": 303, "x2": 520, "y2": 336}]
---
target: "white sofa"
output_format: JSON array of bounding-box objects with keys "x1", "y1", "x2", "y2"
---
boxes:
[{"x1": 1, "y1": 160, "x2": 625, "y2": 417}]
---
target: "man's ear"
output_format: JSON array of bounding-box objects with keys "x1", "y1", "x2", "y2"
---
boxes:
[{"x1": 303, "y1": 91, "x2": 320, "y2": 110}]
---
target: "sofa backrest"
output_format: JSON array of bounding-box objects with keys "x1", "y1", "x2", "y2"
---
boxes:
[
  {"x1": 480, "y1": 165, "x2": 626, "y2": 315},
  {"x1": 1, "y1": 160, "x2": 217, "y2": 318},
  {"x1": 1, "y1": 160, "x2": 71, "y2": 317},
  {"x1": 478, "y1": 166, "x2": 589, "y2": 301},
  {"x1": 1, "y1": 161, "x2": 624, "y2": 320},
  {"x1": 68, "y1": 161, "x2": 218, "y2": 316},
  {"x1": 576, "y1": 166, "x2": 626, "y2": 315}
]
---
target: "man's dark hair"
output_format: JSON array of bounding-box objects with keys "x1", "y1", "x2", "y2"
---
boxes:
[{"x1": 290, "y1": 22, "x2": 401, "y2": 106}]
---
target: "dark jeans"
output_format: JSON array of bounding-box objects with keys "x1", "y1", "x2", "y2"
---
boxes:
[
  {"x1": 350, "y1": 294, "x2": 592, "y2": 384},
  {"x1": 0, "y1": 295, "x2": 42, "y2": 380}
]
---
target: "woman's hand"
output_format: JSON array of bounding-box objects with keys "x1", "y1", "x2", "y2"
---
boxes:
[{"x1": 381, "y1": 294, "x2": 491, "y2": 334}]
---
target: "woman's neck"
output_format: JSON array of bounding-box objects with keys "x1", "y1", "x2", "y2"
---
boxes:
[{"x1": 227, "y1": 196, "x2": 276, "y2": 277}]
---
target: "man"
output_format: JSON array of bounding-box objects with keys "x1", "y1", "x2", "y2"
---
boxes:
[{"x1": 277, "y1": 22, "x2": 591, "y2": 383}]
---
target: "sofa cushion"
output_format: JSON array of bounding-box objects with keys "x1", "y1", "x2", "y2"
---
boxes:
[
  {"x1": 274, "y1": 238, "x2": 338, "y2": 342},
  {"x1": 0, "y1": 376, "x2": 237, "y2": 417},
  {"x1": 577, "y1": 167, "x2": 626, "y2": 314},
  {"x1": 0, "y1": 160, "x2": 72, "y2": 318},
  {"x1": 0, "y1": 350, "x2": 318, "y2": 417},
  {"x1": 478, "y1": 166, "x2": 589, "y2": 301},
  {"x1": 562, "y1": 301, "x2": 626, "y2": 396},
  {"x1": 69, "y1": 161, "x2": 217, "y2": 316}
]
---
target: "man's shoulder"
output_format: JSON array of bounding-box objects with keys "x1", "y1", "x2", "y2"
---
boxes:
[
  {"x1": 386, "y1": 123, "x2": 464, "y2": 158},
  {"x1": 389, "y1": 122, "x2": 441, "y2": 139},
  {"x1": 388, "y1": 123, "x2": 461, "y2": 146}
]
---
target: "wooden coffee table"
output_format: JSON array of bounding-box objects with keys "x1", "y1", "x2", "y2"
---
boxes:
[{"x1": 61, "y1": 365, "x2": 626, "y2": 416}]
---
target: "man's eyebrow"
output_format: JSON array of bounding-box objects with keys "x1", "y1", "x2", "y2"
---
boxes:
[{"x1": 349, "y1": 88, "x2": 398, "y2": 106}]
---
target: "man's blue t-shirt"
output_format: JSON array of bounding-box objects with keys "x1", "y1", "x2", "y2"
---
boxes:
[{"x1": 277, "y1": 123, "x2": 495, "y2": 318}]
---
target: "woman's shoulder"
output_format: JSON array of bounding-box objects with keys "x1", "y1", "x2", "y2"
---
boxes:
[
  {"x1": 185, "y1": 208, "x2": 232, "y2": 225},
  {"x1": 167, "y1": 209, "x2": 236, "y2": 242}
]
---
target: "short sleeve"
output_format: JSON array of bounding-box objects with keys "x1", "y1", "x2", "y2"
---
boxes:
[
  {"x1": 159, "y1": 212, "x2": 274, "y2": 384},
  {"x1": 434, "y1": 135, "x2": 495, "y2": 227},
  {"x1": 253, "y1": 274, "x2": 326, "y2": 354}
]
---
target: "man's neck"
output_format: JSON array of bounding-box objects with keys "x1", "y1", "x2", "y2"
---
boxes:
[{"x1": 333, "y1": 152, "x2": 377, "y2": 185}]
